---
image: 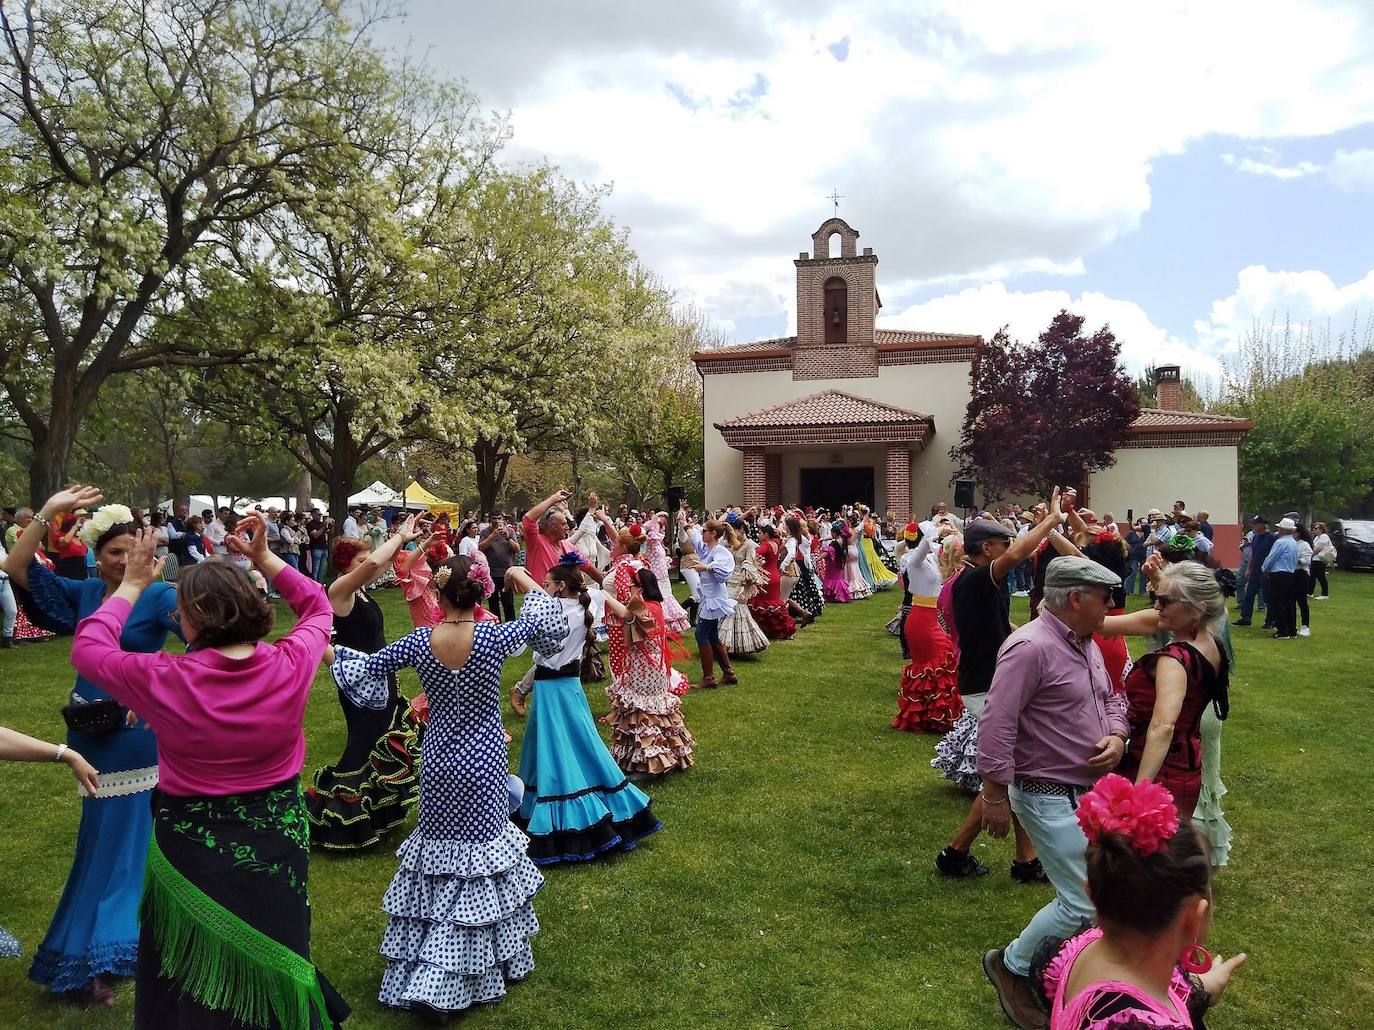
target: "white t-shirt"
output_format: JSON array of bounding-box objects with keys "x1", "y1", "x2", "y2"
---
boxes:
[
  {"x1": 458, "y1": 536, "x2": 480, "y2": 558},
  {"x1": 341, "y1": 516, "x2": 359, "y2": 539}
]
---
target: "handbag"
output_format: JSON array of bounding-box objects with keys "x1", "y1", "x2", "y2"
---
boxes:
[{"x1": 60, "y1": 698, "x2": 124, "y2": 734}]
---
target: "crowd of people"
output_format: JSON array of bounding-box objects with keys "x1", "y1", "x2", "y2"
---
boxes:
[{"x1": 0, "y1": 477, "x2": 1333, "y2": 1027}]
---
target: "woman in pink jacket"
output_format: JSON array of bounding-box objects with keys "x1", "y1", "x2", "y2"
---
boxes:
[{"x1": 71, "y1": 514, "x2": 348, "y2": 1029}]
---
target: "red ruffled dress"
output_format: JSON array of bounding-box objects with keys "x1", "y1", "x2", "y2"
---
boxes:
[
  {"x1": 747, "y1": 540, "x2": 796, "y2": 640},
  {"x1": 893, "y1": 599, "x2": 963, "y2": 733}
]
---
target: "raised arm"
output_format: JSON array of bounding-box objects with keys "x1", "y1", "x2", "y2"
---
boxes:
[
  {"x1": 526, "y1": 488, "x2": 572, "y2": 527},
  {"x1": 3, "y1": 485, "x2": 104, "y2": 590},
  {"x1": 329, "y1": 515, "x2": 419, "y2": 609},
  {"x1": 989, "y1": 487, "x2": 1063, "y2": 585},
  {"x1": 1133, "y1": 656, "x2": 1187, "y2": 782}
]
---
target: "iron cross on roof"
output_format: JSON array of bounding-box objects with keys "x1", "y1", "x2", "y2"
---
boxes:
[{"x1": 827, "y1": 189, "x2": 844, "y2": 215}]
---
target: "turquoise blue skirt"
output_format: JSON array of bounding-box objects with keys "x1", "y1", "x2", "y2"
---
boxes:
[{"x1": 514, "y1": 674, "x2": 660, "y2": 865}]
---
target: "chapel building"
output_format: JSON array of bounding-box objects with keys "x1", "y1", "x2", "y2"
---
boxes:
[{"x1": 693, "y1": 218, "x2": 1254, "y2": 561}]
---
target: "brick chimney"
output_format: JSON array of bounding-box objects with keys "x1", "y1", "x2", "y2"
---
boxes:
[{"x1": 1155, "y1": 365, "x2": 1182, "y2": 410}]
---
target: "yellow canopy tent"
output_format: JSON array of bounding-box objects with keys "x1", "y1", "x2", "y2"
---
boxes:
[{"x1": 401, "y1": 480, "x2": 460, "y2": 516}]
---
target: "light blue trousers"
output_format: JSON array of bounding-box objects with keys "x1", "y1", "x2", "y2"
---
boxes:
[{"x1": 1002, "y1": 785, "x2": 1095, "y2": 976}]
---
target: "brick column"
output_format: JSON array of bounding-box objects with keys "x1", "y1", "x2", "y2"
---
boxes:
[
  {"x1": 743, "y1": 448, "x2": 766, "y2": 509},
  {"x1": 885, "y1": 443, "x2": 911, "y2": 520},
  {"x1": 764, "y1": 453, "x2": 782, "y2": 505}
]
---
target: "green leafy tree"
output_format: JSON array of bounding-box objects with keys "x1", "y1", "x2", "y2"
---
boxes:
[
  {"x1": 0, "y1": 0, "x2": 386, "y2": 505},
  {"x1": 1221, "y1": 317, "x2": 1374, "y2": 520}
]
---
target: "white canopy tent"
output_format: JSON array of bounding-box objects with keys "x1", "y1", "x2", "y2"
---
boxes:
[
  {"x1": 347, "y1": 481, "x2": 403, "y2": 507},
  {"x1": 158, "y1": 495, "x2": 330, "y2": 515}
]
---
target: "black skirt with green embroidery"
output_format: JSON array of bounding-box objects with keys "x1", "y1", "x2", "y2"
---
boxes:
[{"x1": 137, "y1": 779, "x2": 350, "y2": 1030}]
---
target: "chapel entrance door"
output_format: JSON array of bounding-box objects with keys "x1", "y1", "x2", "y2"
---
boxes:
[{"x1": 800, "y1": 466, "x2": 874, "y2": 512}]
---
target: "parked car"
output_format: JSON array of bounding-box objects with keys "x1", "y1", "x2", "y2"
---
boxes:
[{"x1": 1331, "y1": 518, "x2": 1374, "y2": 571}]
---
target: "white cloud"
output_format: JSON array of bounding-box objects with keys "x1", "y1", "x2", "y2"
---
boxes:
[
  {"x1": 1222, "y1": 153, "x2": 1321, "y2": 179},
  {"x1": 880, "y1": 282, "x2": 1226, "y2": 384},
  {"x1": 1192, "y1": 265, "x2": 1374, "y2": 351},
  {"x1": 370, "y1": 2, "x2": 1374, "y2": 338},
  {"x1": 1327, "y1": 148, "x2": 1374, "y2": 192}
]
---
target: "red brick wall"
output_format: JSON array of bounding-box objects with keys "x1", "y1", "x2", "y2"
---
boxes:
[
  {"x1": 743, "y1": 449, "x2": 766, "y2": 509},
  {"x1": 885, "y1": 444, "x2": 911, "y2": 520},
  {"x1": 764, "y1": 453, "x2": 782, "y2": 504}
]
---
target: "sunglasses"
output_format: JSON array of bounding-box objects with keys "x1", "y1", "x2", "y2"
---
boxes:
[{"x1": 1153, "y1": 595, "x2": 1182, "y2": 608}]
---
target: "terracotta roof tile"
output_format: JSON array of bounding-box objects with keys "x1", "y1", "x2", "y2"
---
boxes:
[
  {"x1": 1129, "y1": 408, "x2": 1255, "y2": 432},
  {"x1": 874, "y1": 329, "x2": 981, "y2": 346},
  {"x1": 716, "y1": 389, "x2": 933, "y2": 429},
  {"x1": 693, "y1": 328, "x2": 980, "y2": 362}
]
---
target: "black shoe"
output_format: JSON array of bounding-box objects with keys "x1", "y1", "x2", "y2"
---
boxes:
[
  {"x1": 936, "y1": 846, "x2": 989, "y2": 877},
  {"x1": 1232, "y1": 620, "x2": 1252, "y2": 626},
  {"x1": 1010, "y1": 858, "x2": 1048, "y2": 884}
]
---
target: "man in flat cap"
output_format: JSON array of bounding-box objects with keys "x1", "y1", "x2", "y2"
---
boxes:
[{"x1": 978, "y1": 555, "x2": 1129, "y2": 1030}]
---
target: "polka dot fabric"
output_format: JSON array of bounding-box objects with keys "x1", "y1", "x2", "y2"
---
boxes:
[{"x1": 332, "y1": 590, "x2": 569, "y2": 1014}]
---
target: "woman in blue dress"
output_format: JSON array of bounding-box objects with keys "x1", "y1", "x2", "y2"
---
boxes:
[
  {"x1": 509, "y1": 560, "x2": 662, "y2": 863},
  {"x1": 329, "y1": 557, "x2": 568, "y2": 1016},
  {"x1": 3, "y1": 486, "x2": 182, "y2": 1007}
]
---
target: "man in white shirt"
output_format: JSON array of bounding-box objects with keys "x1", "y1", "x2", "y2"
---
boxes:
[
  {"x1": 205, "y1": 507, "x2": 231, "y2": 555},
  {"x1": 340, "y1": 506, "x2": 361, "y2": 539}
]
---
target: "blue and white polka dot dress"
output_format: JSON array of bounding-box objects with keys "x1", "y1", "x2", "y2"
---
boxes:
[{"x1": 333, "y1": 590, "x2": 567, "y2": 1013}]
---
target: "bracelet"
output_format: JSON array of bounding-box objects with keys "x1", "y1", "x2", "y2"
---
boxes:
[
  {"x1": 53, "y1": 743, "x2": 67, "y2": 763},
  {"x1": 980, "y1": 793, "x2": 1009, "y2": 806},
  {"x1": 32, "y1": 512, "x2": 52, "y2": 529}
]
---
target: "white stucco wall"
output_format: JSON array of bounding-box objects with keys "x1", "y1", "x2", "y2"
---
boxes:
[
  {"x1": 1087, "y1": 447, "x2": 1240, "y2": 525},
  {"x1": 700, "y1": 360, "x2": 973, "y2": 511}
]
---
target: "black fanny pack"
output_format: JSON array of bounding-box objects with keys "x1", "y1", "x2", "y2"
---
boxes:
[{"x1": 61, "y1": 698, "x2": 124, "y2": 734}]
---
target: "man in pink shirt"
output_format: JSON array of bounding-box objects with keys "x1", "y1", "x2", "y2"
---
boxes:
[
  {"x1": 521, "y1": 488, "x2": 605, "y2": 587},
  {"x1": 977, "y1": 555, "x2": 1129, "y2": 1030}
]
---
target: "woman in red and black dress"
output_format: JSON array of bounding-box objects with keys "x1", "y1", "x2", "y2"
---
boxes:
[{"x1": 748, "y1": 525, "x2": 805, "y2": 639}]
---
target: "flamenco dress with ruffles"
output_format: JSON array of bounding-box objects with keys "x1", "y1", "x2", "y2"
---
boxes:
[
  {"x1": 843, "y1": 536, "x2": 873, "y2": 601},
  {"x1": 930, "y1": 568, "x2": 986, "y2": 792},
  {"x1": 821, "y1": 536, "x2": 852, "y2": 603},
  {"x1": 859, "y1": 522, "x2": 899, "y2": 592},
  {"x1": 719, "y1": 541, "x2": 770, "y2": 655},
  {"x1": 305, "y1": 590, "x2": 423, "y2": 850},
  {"x1": 785, "y1": 536, "x2": 824, "y2": 619},
  {"x1": 515, "y1": 589, "x2": 662, "y2": 864},
  {"x1": 331, "y1": 589, "x2": 568, "y2": 1014},
  {"x1": 603, "y1": 598, "x2": 695, "y2": 776},
  {"x1": 746, "y1": 540, "x2": 797, "y2": 640},
  {"x1": 644, "y1": 523, "x2": 691, "y2": 635},
  {"x1": 1037, "y1": 927, "x2": 1203, "y2": 1029},
  {"x1": 893, "y1": 526, "x2": 963, "y2": 733},
  {"x1": 20, "y1": 560, "x2": 182, "y2": 995}
]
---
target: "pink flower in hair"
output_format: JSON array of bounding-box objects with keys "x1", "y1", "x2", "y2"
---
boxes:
[
  {"x1": 1077, "y1": 774, "x2": 1180, "y2": 856},
  {"x1": 467, "y1": 560, "x2": 495, "y2": 600}
]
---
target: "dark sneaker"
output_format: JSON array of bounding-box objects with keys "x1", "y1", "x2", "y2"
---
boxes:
[
  {"x1": 1010, "y1": 858, "x2": 1048, "y2": 884},
  {"x1": 936, "y1": 846, "x2": 990, "y2": 877},
  {"x1": 982, "y1": 948, "x2": 1047, "y2": 1030},
  {"x1": 1231, "y1": 620, "x2": 1251, "y2": 626}
]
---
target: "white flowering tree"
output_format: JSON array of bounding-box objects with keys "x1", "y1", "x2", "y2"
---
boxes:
[{"x1": 0, "y1": 0, "x2": 388, "y2": 506}]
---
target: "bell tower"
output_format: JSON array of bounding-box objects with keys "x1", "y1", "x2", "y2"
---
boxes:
[{"x1": 793, "y1": 218, "x2": 879, "y2": 379}]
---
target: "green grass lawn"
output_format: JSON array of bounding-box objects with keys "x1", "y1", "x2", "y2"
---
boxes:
[{"x1": 1, "y1": 572, "x2": 1372, "y2": 1028}]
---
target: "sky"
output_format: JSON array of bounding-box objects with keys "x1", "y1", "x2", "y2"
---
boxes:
[{"x1": 370, "y1": 1, "x2": 1374, "y2": 385}]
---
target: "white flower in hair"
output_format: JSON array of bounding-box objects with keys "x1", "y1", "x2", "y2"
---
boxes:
[{"x1": 79, "y1": 504, "x2": 134, "y2": 548}]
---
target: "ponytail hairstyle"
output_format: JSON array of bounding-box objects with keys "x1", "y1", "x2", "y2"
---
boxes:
[
  {"x1": 635, "y1": 565, "x2": 663, "y2": 602},
  {"x1": 702, "y1": 518, "x2": 731, "y2": 548},
  {"x1": 547, "y1": 563, "x2": 593, "y2": 636},
  {"x1": 434, "y1": 555, "x2": 486, "y2": 610}
]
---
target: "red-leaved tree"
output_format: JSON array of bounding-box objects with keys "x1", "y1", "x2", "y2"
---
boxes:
[{"x1": 951, "y1": 311, "x2": 1141, "y2": 501}]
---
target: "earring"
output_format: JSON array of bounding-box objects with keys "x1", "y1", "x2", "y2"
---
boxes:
[{"x1": 1180, "y1": 943, "x2": 1213, "y2": 974}]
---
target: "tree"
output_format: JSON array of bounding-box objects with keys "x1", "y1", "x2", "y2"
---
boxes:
[
  {"x1": 439, "y1": 168, "x2": 671, "y2": 514},
  {"x1": 0, "y1": 0, "x2": 385, "y2": 505},
  {"x1": 1219, "y1": 316, "x2": 1374, "y2": 520},
  {"x1": 952, "y1": 310, "x2": 1141, "y2": 501}
]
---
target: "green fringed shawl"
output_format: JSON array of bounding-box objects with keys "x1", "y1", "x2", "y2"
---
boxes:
[{"x1": 142, "y1": 839, "x2": 330, "y2": 1030}]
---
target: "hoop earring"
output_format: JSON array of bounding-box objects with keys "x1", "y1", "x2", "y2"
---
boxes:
[{"x1": 1180, "y1": 943, "x2": 1213, "y2": 974}]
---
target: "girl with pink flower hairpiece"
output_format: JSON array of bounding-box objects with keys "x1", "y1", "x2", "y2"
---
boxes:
[{"x1": 1036, "y1": 774, "x2": 1247, "y2": 1029}]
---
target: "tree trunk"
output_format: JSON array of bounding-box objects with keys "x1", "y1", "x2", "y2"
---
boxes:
[
  {"x1": 294, "y1": 469, "x2": 312, "y2": 515},
  {"x1": 473, "y1": 435, "x2": 511, "y2": 515},
  {"x1": 27, "y1": 415, "x2": 77, "y2": 509}
]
